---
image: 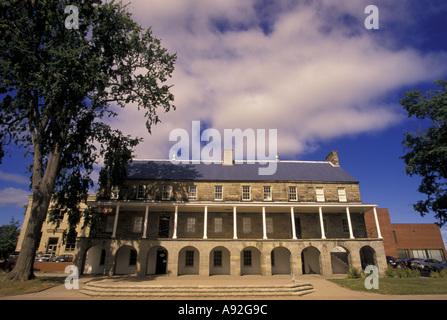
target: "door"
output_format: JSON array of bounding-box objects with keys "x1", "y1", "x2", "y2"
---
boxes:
[
  {"x1": 158, "y1": 216, "x2": 170, "y2": 238},
  {"x1": 155, "y1": 249, "x2": 168, "y2": 274}
]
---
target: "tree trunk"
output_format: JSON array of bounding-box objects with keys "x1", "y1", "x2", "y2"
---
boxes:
[{"x1": 4, "y1": 147, "x2": 62, "y2": 282}]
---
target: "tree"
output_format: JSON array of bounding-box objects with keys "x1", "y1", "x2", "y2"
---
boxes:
[
  {"x1": 0, "y1": 218, "x2": 21, "y2": 261},
  {"x1": 0, "y1": 0, "x2": 176, "y2": 281},
  {"x1": 400, "y1": 79, "x2": 447, "y2": 226}
]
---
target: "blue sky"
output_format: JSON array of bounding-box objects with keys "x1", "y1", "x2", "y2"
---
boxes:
[{"x1": 1, "y1": 0, "x2": 447, "y2": 245}]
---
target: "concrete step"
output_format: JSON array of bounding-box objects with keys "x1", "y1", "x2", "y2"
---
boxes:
[{"x1": 80, "y1": 281, "x2": 315, "y2": 298}]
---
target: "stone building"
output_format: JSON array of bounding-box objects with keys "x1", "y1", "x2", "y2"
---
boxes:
[{"x1": 74, "y1": 151, "x2": 387, "y2": 277}]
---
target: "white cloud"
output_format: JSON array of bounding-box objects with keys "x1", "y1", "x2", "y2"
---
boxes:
[
  {"x1": 0, "y1": 171, "x2": 29, "y2": 185},
  {"x1": 109, "y1": 0, "x2": 447, "y2": 160},
  {"x1": 0, "y1": 188, "x2": 29, "y2": 207}
]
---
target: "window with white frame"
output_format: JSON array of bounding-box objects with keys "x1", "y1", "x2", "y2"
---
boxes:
[
  {"x1": 316, "y1": 187, "x2": 325, "y2": 202},
  {"x1": 214, "y1": 186, "x2": 223, "y2": 200},
  {"x1": 132, "y1": 216, "x2": 143, "y2": 233},
  {"x1": 186, "y1": 217, "x2": 196, "y2": 233},
  {"x1": 338, "y1": 187, "x2": 347, "y2": 202},
  {"x1": 214, "y1": 217, "x2": 223, "y2": 233},
  {"x1": 136, "y1": 185, "x2": 145, "y2": 199},
  {"x1": 243, "y1": 217, "x2": 251, "y2": 233},
  {"x1": 266, "y1": 217, "x2": 273, "y2": 233},
  {"x1": 162, "y1": 185, "x2": 172, "y2": 200},
  {"x1": 289, "y1": 186, "x2": 298, "y2": 201},
  {"x1": 188, "y1": 185, "x2": 197, "y2": 200},
  {"x1": 263, "y1": 186, "x2": 272, "y2": 201},
  {"x1": 242, "y1": 186, "x2": 251, "y2": 201},
  {"x1": 110, "y1": 186, "x2": 120, "y2": 200}
]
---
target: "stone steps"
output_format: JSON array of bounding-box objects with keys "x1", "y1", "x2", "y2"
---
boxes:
[{"x1": 80, "y1": 281, "x2": 315, "y2": 298}]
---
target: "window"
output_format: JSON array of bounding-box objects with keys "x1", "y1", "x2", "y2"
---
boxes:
[
  {"x1": 316, "y1": 187, "x2": 325, "y2": 202},
  {"x1": 162, "y1": 185, "x2": 172, "y2": 200},
  {"x1": 132, "y1": 216, "x2": 143, "y2": 233},
  {"x1": 342, "y1": 219, "x2": 349, "y2": 233},
  {"x1": 338, "y1": 187, "x2": 347, "y2": 202},
  {"x1": 188, "y1": 186, "x2": 197, "y2": 200},
  {"x1": 243, "y1": 217, "x2": 251, "y2": 233},
  {"x1": 263, "y1": 186, "x2": 272, "y2": 201},
  {"x1": 214, "y1": 217, "x2": 223, "y2": 233},
  {"x1": 295, "y1": 218, "x2": 302, "y2": 239},
  {"x1": 213, "y1": 250, "x2": 222, "y2": 267},
  {"x1": 136, "y1": 185, "x2": 145, "y2": 199},
  {"x1": 186, "y1": 217, "x2": 196, "y2": 233},
  {"x1": 185, "y1": 250, "x2": 194, "y2": 267},
  {"x1": 105, "y1": 215, "x2": 115, "y2": 233},
  {"x1": 214, "y1": 186, "x2": 223, "y2": 200},
  {"x1": 242, "y1": 186, "x2": 251, "y2": 201},
  {"x1": 289, "y1": 186, "x2": 298, "y2": 201},
  {"x1": 271, "y1": 251, "x2": 275, "y2": 267},
  {"x1": 243, "y1": 250, "x2": 252, "y2": 266},
  {"x1": 129, "y1": 249, "x2": 137, "y2": 266},
  {"x1": 110, "y1": 186, "x2": 120, "y2": 199},
  {"x1": 266, "y1": 217, "x2": 273, "y2": 234}
]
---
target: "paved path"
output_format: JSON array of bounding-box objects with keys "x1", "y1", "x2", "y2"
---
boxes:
[{"x1": 2, "y1": 273, "x2": 447, "y2": 300}]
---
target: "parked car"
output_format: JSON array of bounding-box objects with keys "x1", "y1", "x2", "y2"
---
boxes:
[
  {"x1": 390, "y1": 258, "x2": 405, "y2": 268},
  {"x1": 54, "y1": 254, "x2": 73, "y2": 262},
  {"x1": 400, "y1": 258, "x2": 417, "y2": 268},
  {"x1": 35, "y1": 254, "x2": 53, "y2": 262},
  {"x1": 7, "y1": 252, "x2": 20, "y2": 262},
  {"x1": 431, "y1": 260, "x2": 447, "y2": 271},
  {"x1": 386, "y1": 256, "x2": 395, "y2": 264},
  {"x1": 411, "y1": 258, "x2": 441, "y2": 271}
]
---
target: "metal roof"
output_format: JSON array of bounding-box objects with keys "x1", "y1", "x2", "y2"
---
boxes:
[{"x1": 126, "y1": 160, "x2": 358, "y2": 183}]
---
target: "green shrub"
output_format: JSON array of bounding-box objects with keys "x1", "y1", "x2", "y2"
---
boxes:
[
  {"x1": 430, "y1": 269, "x2": 447, "y2": 278},
  {"x1": 385, "y1": 266, "x2": 420, "y2": 278},
  {"x1": 347, "y1": 268, "x2": 362, "y2": 279}
]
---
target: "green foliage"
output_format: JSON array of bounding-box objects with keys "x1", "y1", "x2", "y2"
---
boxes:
[
  {"x1": 430, "y1": 269, "x2": 447, "y2": 278},
  {"x1": 385, "y1": 265, "x2": 420, "y2": 278},
  {"x1": 0, "y1": 218, "x2": 20, "y2": 260},
  {"x1": 400, "y1": 79, "x2": 447, "y2": 226},
  {"x1": 347, "y1": 268, "x2": 363, "y2": 279},
  {"x1": 0, "y1": 0, "x2": 176, "y2": 280}
]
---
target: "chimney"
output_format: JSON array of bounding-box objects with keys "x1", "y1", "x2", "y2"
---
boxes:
[
  {"x1": 223, "y1": 149, "x2": 234, "y2": 166},
  {"x1": 326, "y1": 151, "x2": 340, "y2": 166}
]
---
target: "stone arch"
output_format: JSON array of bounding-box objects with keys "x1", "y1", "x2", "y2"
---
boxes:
[
  {"x1": 178, "y1": 246, "x2": 200, "y2": 275},
  {"x1": 241, "y1": 246, "x2": 261, "y2": 275},
  {"x1": 115, "y1": 245, "x2": 137, "y2": 275},
  {"x1": 147, "y1": 246, "x2": 169, "y2": 275},
  {"x1": 330, "y1": 245, "x2": 350, "y2": 274},
  {"x1": 301, "y1": 246, "x2": 321, "y2": 274},
  {"x1": 209, "y1": 246, "x2": 231, "y2": 275},
  {"x1": 360, "y1": 245, "x2": 376, "y2": 270},
  {"x1": 271, "y1": 246, "x2": 291, "y2": 275},
  {"x1": 83, "y1": 245, "x2": 105, "y2": 275}
]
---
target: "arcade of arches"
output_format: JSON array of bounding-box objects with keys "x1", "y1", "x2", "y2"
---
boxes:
[{"x1": 77, "y1": 239, "x2": 385, "y2": 277}]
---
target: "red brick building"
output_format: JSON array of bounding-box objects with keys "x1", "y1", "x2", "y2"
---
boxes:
[{"x1": 365, "y1": 208, "x2": 446, "y2": 260}]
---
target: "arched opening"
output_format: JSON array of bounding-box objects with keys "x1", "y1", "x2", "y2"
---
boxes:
[
  {"x1": 241, "y1": 246, "x2": 261, "y2": 275},
  {"x1": 178, "y1": 246, "x2": 200, "y2": 275},
  {"x1": 271, "y1": 247, "x2": 291, "y2": 275},
  {"x1": 115, "y1": 245, "x2": 137, "y2": 275},
  {"x1": 83, "y1": 245, "x2": 106, "y2": 275},
  {"x1": 360, "y1": 246, "x2": 376, "y2": 270},
  {"x1": 330, "y1": 246, "x2": 350, "y2": 274},
  {"x1": 209, "y1": 246, "x2": 231, "y2": 275},
  {"x1": 147, "y1": 246, "x2": 168, "y2": 275},
  {"x1": 301, "y1": 246, "x2": 321, "y2": 274}
]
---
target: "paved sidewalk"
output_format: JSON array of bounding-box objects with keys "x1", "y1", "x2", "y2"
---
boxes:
[{"x1": 2, "y1": 273, "x2": 447, "y2": 300}]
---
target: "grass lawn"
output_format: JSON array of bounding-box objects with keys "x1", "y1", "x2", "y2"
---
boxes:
[
  {"x1": 0, "y1": 273, "x2": 65, "y2": 297},
  {"x1": 330, "y1": 277, "x2": 447, "y2": 295}
]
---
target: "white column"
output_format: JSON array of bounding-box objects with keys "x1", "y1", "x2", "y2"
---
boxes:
[
  {"x1": 172, "y1": 205, "x2": 178, "y2": 239},
  {"x1": 373, "y1": 207, "x2": 383, "y2": 239},
  {"x1": 111, "y1": 205, "x2": 120, "y2": 238},
  {"x1": 262, "y1": 207, "x2": 268, "y2": 239},
  {"x1": 346, "y1": 207, "x2": 355, "y2": 239},
  {"x1": 290, "y1": 207, "x2": 297, "y2": 240},
  {"x1": 203, "y1": 206, "x2": 208, "y2": 239},
  {"x1": 319, "y1": 207, "x2": 326, "y2": 239},
  {"x1": 142, "y1": 205, "x2": 149, "y2": 239},
  {"x1": 233, "y1": 207, "x2": 238, "y2": 239}
]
